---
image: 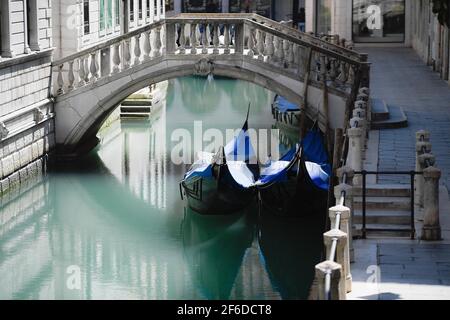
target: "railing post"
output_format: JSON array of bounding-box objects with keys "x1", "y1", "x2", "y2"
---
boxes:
[
  {"x1": 328, "y1": 205, "x2": 352, "y2": 292},
  {"x1": 334, "y1": 170, "x2": 354, "y2": 262},
  {"x1": 418, "y1": 153, "x2": 436, "y2": 208},
  {"x1": 415, "y1": 130, "x2": 431, "y2": 207},
  {"x1": 350, "y1": 115, "x2": 366, "y2": 159},
  {"x1": 165, "y1": 22, "x2": 176, "y2": 54},
  {"x1": 234, "y1": 22, "x2": 245, "y2": 55},
  {"x1": 422, "y1": 166, "x2": 442, "y2": 241},
  {"x1": 315, "y1": 261, "x2": 344, "y2": 300},
  {"x1": 347, "y1": 127, "x2": 364, "y2": 186},
  {"x1": 324, "y1": 229, "x2": 348, "y2": 297}
]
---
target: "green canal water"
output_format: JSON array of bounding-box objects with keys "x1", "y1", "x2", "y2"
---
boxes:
[{"x1": 0, "y1": 77, "x2": 325, "y2": 300}]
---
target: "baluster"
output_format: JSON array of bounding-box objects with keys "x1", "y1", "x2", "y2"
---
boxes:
[
  {"x1": 338, "y1": 61, "x2": 349, "y2": 83},
  {"x1": 56, "y1": 64, "x2": 64, "y2": 95},
  {"x1": 123, "y1": 39, "x2": 132, "y2": 68},
  {"x1": 154, "y1": 27, "x2": 162, "y2": 57},
  {"x1": 329, "y1": 58, "x2": 338, "y2": 83},
  {"x1": 223, "y1": 24, "x2": 230, "y2": 54},
  {"x1": 143, "y1": 30, "x2": 152, "y2": 60},
  {"x1": 257, "y1": 29, "x2": 265, "y2": 61},
  {"x1": 286, "y1": 41, "x2": 294, "y2": 67},
  {"x1": 202, "y1": 24, "x2": 209, "y2": 54},
  {"x1": 90, "y1": 52, "x2": 99, "y2": 81},
  {"x1": 275, "y1": 37, "x2": 284, "y2": 65},
  {"x1": 68, "y1": 61, "x2": 75, "y2": 91},
  {"x1": 179, "y1": 23, "x2": 186, "y2": 54},
  {"x1": 78, "y1": 57, "x2": 86, "y2": 86},
  {"x1": 134, "y1": 34, "x2": 142, "y2": 65},
  {"x1": 348, "y1": 64, "x2": 356, "y2": 85},
  {"x1": 112, "y1": 43, "x2": 121, "y2": 73},
  {"x1": 83, "y1": 55, "x2": 90, "y2": 83},
  {"x1": 213, "y1": 24, "x2": 220, "y2": 54},
  {"x1": 319, "y1": 55, "x2": 327, "y2": 82},
  {"x1": 247, "y1": 26, "x2": 255, "y2": 57},
  {"x1": 190, "y1": 23, "x2": 198, "y2": 54},
  {"x1": 264, "y1": 33, "x2": 274, "y2": 62}
]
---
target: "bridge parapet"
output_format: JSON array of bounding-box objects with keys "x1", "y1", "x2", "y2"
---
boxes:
[{"x1": 52, "y1": 14, "x2": 366, "y2": 100}]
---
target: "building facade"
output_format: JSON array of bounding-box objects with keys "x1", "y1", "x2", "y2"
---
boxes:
[
  {"x1": 0, "y1": 0, "x2": 55, "y2": 195},
  {"x1": 52, "y1": 0, "x2": 165, "y2": 59}
]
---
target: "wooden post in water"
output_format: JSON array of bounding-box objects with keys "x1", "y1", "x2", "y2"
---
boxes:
[{"x1": 300, "y1": 48, "x2": 312, "y2": 140}]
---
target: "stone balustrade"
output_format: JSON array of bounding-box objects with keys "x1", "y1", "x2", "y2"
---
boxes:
[{"x1": 51, "y1": 14, "x2": 367, "y2": 102}]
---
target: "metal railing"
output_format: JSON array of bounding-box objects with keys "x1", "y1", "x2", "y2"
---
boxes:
[{"x1": 356, "y1": 170, "x2": 422, "y2": 240}]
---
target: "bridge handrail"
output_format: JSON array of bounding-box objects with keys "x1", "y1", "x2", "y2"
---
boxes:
[
  {"x1": 245, "y1": 14, "x2": 362, "y2": 62},
  {"x1": 53, "y1": 20, "x2": 165, "y2": 66}
]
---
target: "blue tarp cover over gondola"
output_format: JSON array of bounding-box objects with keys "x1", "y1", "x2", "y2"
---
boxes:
[{"x1": 274, "y1": 96, "x2": 300, "y2": 113}]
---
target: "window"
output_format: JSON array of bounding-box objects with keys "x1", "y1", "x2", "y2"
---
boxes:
[
  {"x1": 100, "y1": 0, "x2": 105, "y2": 30},
  {"x1": 84, "y1": 0, "x2": 90, "y2": 34},
  {"x1": 229, "y1": 0, "x2": 271, "y2": 17},
  {"x1": 107, "y1": 0, "x2": 113, "y2": 28},
  {"x1": 183, "y1": 0, "x2": 222, "y2": 13},
  {"x1": 352, "y1": 0, "x2": 405, "y2": 43},
  {"x1": 165, "y1": 0, "x2": 174, "y2": 12},
  {"x1": 316, "y1": 0, "x2": 331, "y2": 34},
  {"x1": 130, "y1": 0, "x2": 135, "y2": 21},
  {"x1": 116, "y1": 0, "x2": 120, "y2": 25},
  {"x1": 147, "y1": 0, "x2": 151, "y2": 17},
  {"x1": 139, "y1": 0, "x2": 143, "y2": 19}
]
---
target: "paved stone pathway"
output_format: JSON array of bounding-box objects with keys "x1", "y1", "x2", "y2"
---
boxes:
[
  {"x1": 361, "y1": 47, "x2": 450, "y2": 189},
  {"x1": 377, "y1": 243, "x2": 450, "y2": 300}
]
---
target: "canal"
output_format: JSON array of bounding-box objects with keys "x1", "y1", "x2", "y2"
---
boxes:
[{"x1": 0, "y1": 76, "x2": 325, "y2": 300}]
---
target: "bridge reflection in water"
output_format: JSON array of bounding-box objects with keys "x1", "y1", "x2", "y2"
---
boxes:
[{"x1": 0, "y1": 77, "x2": 324, "y2": 300}]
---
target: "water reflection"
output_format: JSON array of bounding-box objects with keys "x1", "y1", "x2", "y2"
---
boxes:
[{"x1": 0, "y1": 77, "x2": 325, "y2": 300}]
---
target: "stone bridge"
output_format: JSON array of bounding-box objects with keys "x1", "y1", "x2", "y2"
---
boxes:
[{"x1": 52, "y1": 14, "x2": 368, "y2": 155}]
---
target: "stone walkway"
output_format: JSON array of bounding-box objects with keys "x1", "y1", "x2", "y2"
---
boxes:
[
  {"x1": 361, "y1": 47, "x2": 450, "y2": 189},
  {"x1": 347, "y1": 47, "x2": 450, "y2": 300}
]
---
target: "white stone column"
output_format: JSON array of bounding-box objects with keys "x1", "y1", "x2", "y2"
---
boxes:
[
  {"x1": 421, "y1": 166, "x2": 442, "y2": 241},
  {"x1": 1, "y1": 0, "x2": 15, "y2": 57}
]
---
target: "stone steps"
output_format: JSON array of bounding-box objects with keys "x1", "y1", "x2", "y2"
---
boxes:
[
  {"x1": 371, "y1": 98, "x2": 390, "y2": 121},
  {"x1": 371, "y1": 98, "x2": 408, "y2": 129},
  {"x1": 353, "y1": 209, "x2": 411, "y2": 225},
  {"x1": 354, "y1": 196, "x2": 411, "y2": 211},
  {"x1": 353, "y1": 184, "x2": 411, "y2": 197},
  {"x1": 354, "y1": 223, "x2": 413, "y2": 238}
]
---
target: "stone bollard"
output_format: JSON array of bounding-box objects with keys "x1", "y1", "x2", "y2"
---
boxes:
[
  {"x1": 351, "y1": 115, "x2": 367, "y2": 158},
  {"x1": 323, "y1": 229, "x2": 348, "y2": 295},
  {"x1": 356, "y1": 93, "x2": 369, "y2": 103},
  {"x1": 347, "y1": 127, "x2": 364, "y2": 186},
  {"x1": 417, "y1": 153, "x2": 436, "y2": 207},
  {"x1": 415, "y1": 141, "x2": 432, "y2": 206},
  {"x1": 315, "y1": 261, "x2": 344, "y2": 300},
  {"x1": 421, "y1": 166, "x2": 442, "y2": 241},
  {"x1": 328, "y1": 205, "x2": 352, "y2": 292}
]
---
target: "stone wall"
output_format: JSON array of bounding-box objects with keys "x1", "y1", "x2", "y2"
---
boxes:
[
  {"x1": 411, "y1": 0, "x2": 450, "y2": 84},
  {"x1": 0, "y1": 0, "x2": 55, "y2": 196}
]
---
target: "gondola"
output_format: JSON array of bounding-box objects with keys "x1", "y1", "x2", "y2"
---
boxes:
[
  {"x1": 255, "y1": 127, "x2": 331, "y2": 216},
  {"x1": 180, "y1": 107, "x2": 258, "y2": 215},
  {"x1": 271, "y1": 95, "x2": 302, "y2": 131}
]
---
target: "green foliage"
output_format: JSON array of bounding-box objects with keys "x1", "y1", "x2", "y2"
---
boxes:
[{"x1": 432, "y1": 0, "x2": 450, "y2": 27}]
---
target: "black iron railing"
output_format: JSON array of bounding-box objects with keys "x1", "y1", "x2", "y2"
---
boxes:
[{"x1": 355, "y1": 170, "x2": 423, "y2": 240}]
